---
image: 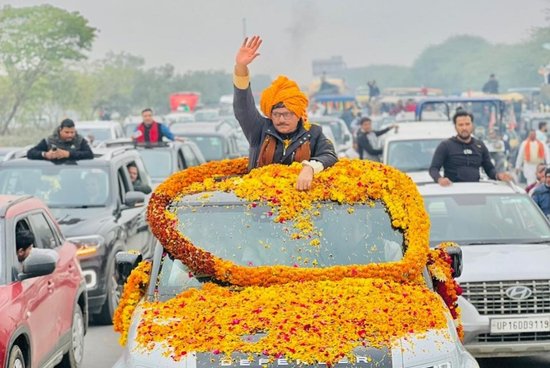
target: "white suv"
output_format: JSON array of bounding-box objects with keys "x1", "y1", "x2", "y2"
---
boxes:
[{"x1": 419, "y1": 181, "x2": 550, "y2": 358}]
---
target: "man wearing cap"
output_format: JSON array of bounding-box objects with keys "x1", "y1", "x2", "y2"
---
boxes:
[
  {"x1": 233, "y1": 36, "x2": 337, "y2": 191},
  {"x1": 532, "y1": 168, "x2": 550, "y2": 216}
]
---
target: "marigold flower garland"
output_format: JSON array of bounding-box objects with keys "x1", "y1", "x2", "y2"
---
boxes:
[
  {"x1": 112, "y1": 158, "x2": 463, "y2": 365},
  {"x1": 113, "y1": 260, "x2": 151, "y2": 346},
  {"x1": 427, "y1": 243, "x2": 464, "y2": 340}
]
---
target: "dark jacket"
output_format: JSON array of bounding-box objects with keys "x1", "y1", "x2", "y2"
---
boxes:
[
  {"x1": 356, "y1": 127, "x2": 392, "y2": 160},
  {"x1": 532, "y1": 185, "x2": 550, "y2": 216},
  {"x1": 429, "y1": 136, "x2": 497, "y2": 183},
  {"x1": 233, "y1": 85, "x2": 338, "y2": 171},
  {"x1": 482, "y1": 79, "x2": 499, "y2": 94},
  {"x1": 27, "y1": 129, "x2": 93, "y2": 161}
]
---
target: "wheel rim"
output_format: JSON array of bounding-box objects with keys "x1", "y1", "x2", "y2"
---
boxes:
[
  {"x1": 72, "y1": 310, "x2": 85, "y2": 364},
  {"x1": 110, "y1": 270, "x2": 122, "y2": 313},
  {"x1": 13, "y1": 357, "x2": 24, "y2": 368}
]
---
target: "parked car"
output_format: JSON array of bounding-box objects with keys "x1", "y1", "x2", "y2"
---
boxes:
[
  {"x1": 382, "y1": 122, "x2": 455, "y2": 183},
  {"x1": 171, "y1": 122, "x2": 243, "y2": 161},
  {"x1": 76, "y1": 120, "x2": 125, "y2": 146},
  {"x1": 114, "y1": 159, "x2": 478, "y2": 368},
  {"x1": 0, "y1": 195, "x2": 87, "y2": 368},
  {"x1": 0, "y1": 147, "x2": 157, "y2": 324},
  {"x1": 420, "y1": 181, "x2": 550, "y2": 357},
  {"x1": 309, "y1": 116, "x2": 353, "y2": 156}
]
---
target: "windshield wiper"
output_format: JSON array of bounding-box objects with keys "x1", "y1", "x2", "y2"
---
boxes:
[
  {"x1": 461, "y1": 241, "x2": 503, "y2": 245},
  {"x1": 522, "y1": 239, "x2": 550, "y2": 244}
]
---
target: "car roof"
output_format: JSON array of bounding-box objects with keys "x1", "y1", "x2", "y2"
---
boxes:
[
  {"x1": 76, "y1": 121, "x2": 121, "y2": 128},
  {"x1": 0, "y1": 195, "x2": 42, "y2": 218},
  {"x1": 171, "y1": 122, "x2": 233, "y2": 135},
  {"x1": 1, "y1": 147, "x2": 139, "y2": 167},
  {"x1": 417, "y1": 181, "x2": 525, "y2": 196},
  {"x1": 384, "y1": 122, "x2": 455, "y2": 141}
]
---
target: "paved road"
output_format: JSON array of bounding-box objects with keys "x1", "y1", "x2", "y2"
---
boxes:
[
  {"x1": 82, "y1": 325, "x2": 550, "y2": 368},
  {"x1": 83, "y1": 325, "x2": 122, "y2": 368}
]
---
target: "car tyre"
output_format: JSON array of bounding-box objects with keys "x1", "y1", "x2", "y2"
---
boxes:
[
  {"x1": 58, "y1": 306, "x2": 85, "y2": 367},
  {"x1": 93, "y1": 257, "x2": 122, "y2": 325},
  {"x1": 8, "y1": 345, "x2": 25, "y2": 368}
]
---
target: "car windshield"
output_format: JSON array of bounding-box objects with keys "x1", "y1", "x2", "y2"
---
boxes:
[
  {"x1": 156, "y1": 254, "x2": 204, "y2": 299},
  {"x1": 315, "y1": 121, "x2": 343, "y2": 144},
  {"x1": 173, "y1": 199, "x2": 404, "y2": 269},
  {"x1": 138, "y1": 149, "x2": 173, "y2": 180},
  {"x1": 0, "y1": 166, "x2": 111, "y2": 208},
  {"x1": 77, "y1": 128, "x2": 112, "y2": 141},
  {"x1": 183, "y1": 136, "x2": 224, "y2": 161},
  {"x1": 387, "y1": 139, "x2": 441, "y2": 172},
  {"x1": 424, "y1": 194, "x2": 550, "y2": 245}
]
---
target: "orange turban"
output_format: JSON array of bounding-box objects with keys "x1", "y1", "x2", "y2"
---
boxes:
[{"x1": 260, "y1": 76, "x2": 309, "y2": 122}]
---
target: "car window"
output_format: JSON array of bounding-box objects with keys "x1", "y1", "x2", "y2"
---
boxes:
[
  {"x1": 29, "y1": 213, "x2": 59, "y2": 249},
  {"x1": 177, "y1": 151, "x2": 187, "y2": 170},
  {"x1": 181, "y1": 145, "x2": 199, "y2": 167},
  {"x1": 185, "y1": 136, "x2": 224, "y2": 161}
]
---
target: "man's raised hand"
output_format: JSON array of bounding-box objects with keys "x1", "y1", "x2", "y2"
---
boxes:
[{"x1": 236, "y1": 36, "x2": 262, "y2": 68}]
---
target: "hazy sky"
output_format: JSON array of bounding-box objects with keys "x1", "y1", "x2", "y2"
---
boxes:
[{"x1": 1, "y1": 0, "x2": 548, "y2": 82}]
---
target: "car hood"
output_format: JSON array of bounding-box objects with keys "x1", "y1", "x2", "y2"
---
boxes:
[
  {"x1": 458, "y1": 243, "x2": 550, "y2": 283},
  {"x1": 118, "y1": 308, "x2": 465, "y2": 368},
  {"x1": 50, "y1": 207, "x2": 112, "y2": 238},
  {"x1": 404, "y1": 170, "x2": 433, "y2": 184}
]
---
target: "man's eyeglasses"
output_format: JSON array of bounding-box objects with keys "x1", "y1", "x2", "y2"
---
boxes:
[{"x1": 271, "y1": 111, "x2": 295, "y2": 120}]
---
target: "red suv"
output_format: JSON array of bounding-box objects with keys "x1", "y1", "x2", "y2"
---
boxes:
[{"x1": 0, "y1": 195, "x2": 87, "y2": 368}]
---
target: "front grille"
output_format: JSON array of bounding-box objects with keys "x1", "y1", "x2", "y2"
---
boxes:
[
  {"x1": 477, "y1": 332, "x2": 550, "y2": 343},
  {"x1": 461, "y1": 280, "x2": 550, "y2": 315}
]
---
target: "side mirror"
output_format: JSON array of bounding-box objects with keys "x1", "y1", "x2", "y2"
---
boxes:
[
  {"x1": 124, "y1": 191, "x2": 146, "y2": 208},
  {"x1": 18, "y1": 249, "x2": 58, "y2": 281},
  {"x1": 116, "y1": 252, "x2": 143, "y2": 282},
  {"x1": 445, "y1": 246, "x2": 463, "y2": 278}
]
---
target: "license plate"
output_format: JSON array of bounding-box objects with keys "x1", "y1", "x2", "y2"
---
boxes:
[{"x1": 490, "y1": 317, "x2": 550, "y2": 334}]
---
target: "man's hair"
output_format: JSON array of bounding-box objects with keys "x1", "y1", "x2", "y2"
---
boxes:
[
  {"x1": 16, "y1": 230, "x2": 34, "y2": 251},
  {"x1": 359, "y1": 117, "x2": 372, "y2": 125},
  {"x1": 60, "y1": 119, "x2": 75, "y2": 129},
  {"x1": 490, "y1": 74, "x2": 495, "y2": 78},
  {"x1": 127, "y1": 162, "x2": 137, "y2": 170},
  {"x1": 141, "y1": 108, "x2": 153, "y2": 114},
  {"x1": 539, "y1": 121, "x2": 548, "y2": 130},
  {"x1": 452, "y1": 110, "x2": 474, "y2": 125}
]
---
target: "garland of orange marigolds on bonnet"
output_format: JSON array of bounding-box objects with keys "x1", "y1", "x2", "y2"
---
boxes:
[{"x1": 114, "y1": 158, "x2": 463, "y2": 365}]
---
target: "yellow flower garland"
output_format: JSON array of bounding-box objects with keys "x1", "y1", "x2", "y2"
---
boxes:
[{"x1": 113, "y1": 158, "x2": 463, "y2": 365}]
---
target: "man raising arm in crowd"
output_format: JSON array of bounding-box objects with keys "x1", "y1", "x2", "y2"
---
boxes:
[{"x1": 233, "y1": 36, "x2": 337, "y2": 191}]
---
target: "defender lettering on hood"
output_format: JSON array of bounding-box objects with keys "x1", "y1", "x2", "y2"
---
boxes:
[{"x1": 196, "y1": 348, "x2": 391, "y2": 367}]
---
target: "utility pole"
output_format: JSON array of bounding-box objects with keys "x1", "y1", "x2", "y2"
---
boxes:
[{"x1": 242, "y1": 17, "x2": 247, "y2": 39}]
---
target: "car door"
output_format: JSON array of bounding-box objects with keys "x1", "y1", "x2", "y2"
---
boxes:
[
  {"x1": 28, "y1": 212, "x2": 77, "y2": 342},
  {"x1": 117, "y1": 163, "x2": 155, "y2": 257},
  {"x1": 9, "y1": 216, "x2": 59, "y2": 367}
]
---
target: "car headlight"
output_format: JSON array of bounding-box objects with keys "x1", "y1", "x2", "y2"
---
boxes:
[
  {"x1": 408, "y1": 362, "x2": 452, "y2": 368},
  {"x1": 67, "y1": 235, "x2": 105, "y2": 257}
]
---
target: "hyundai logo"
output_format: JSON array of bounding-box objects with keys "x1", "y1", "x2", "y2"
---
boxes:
[{"x1": 505, "y1": 285, "x2": 533, "y2": 301}]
